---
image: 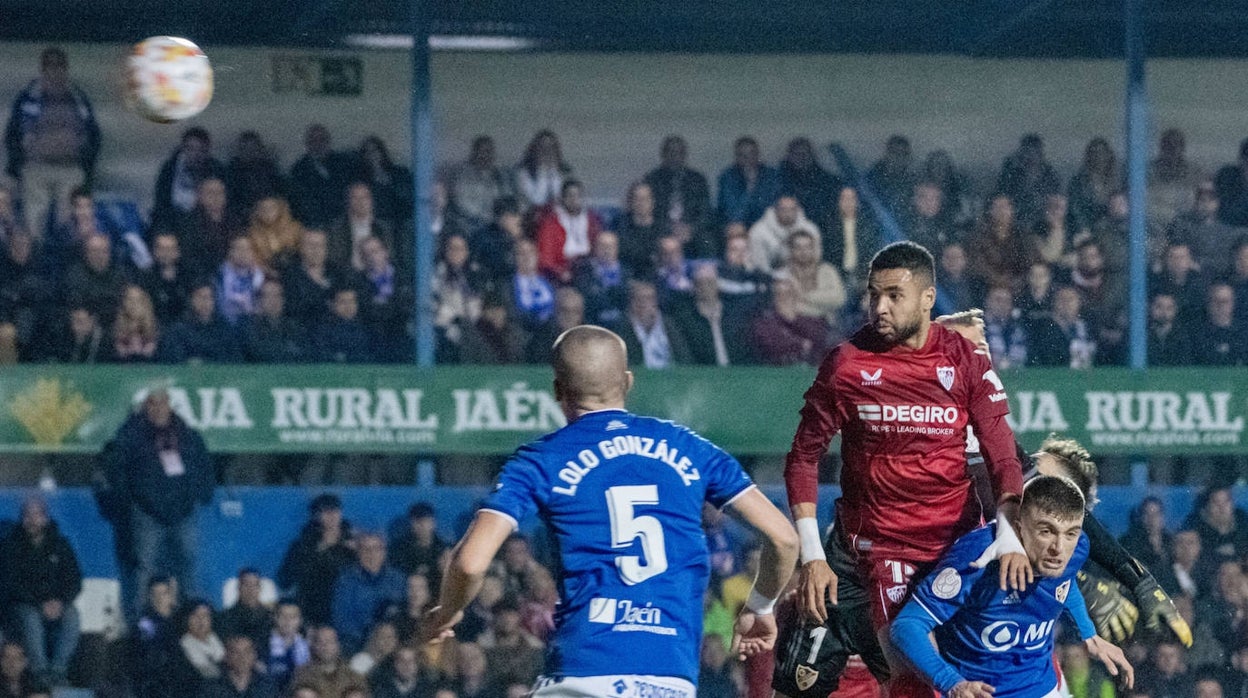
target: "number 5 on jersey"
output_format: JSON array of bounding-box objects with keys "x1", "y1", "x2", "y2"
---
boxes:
[{"x1": 606, "y1": 485, "x2": 669, "y2": 585}]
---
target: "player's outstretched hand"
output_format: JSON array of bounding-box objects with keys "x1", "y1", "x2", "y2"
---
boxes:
[
  {"x1": 731, "y1": 610, "x2": 778, "y2": 660},
  {"x1": 1076, "y1": 570, "x2": 1139, "y2": 644},
  {"x1": 1134, "y1": 575, "x2": 1193, "y2": 648},
  {"x1": 1084, "y1": 636, "x2": 1135, "y2": 690},
  {"x1": 970, "y1": 511, "x2": 1033, "y2": 591},
  {"x1": 796, "y1": 559, "x2": 838, "y2": 625},
  {"x1": 419, "y1": 605, "x2": 462, "y2": 645},
  {"x1": 948, "y1": 680, "x2": 995, "y2": 698}
]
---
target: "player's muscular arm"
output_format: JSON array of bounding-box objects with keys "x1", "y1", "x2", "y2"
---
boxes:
[
  {"x1": 421, "y1": 510, "x2": 514, "y2": 644},
  {"x1": 790, "y1": 502, "x2": 837, "y2": 625},
  {"x1": 727, "y1": 488, "x2": 799, "y2": 658}
]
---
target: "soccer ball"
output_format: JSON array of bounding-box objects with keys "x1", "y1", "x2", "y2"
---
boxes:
[{"x1": 126, "y1": 36, "x2": 213, "y2": 123}]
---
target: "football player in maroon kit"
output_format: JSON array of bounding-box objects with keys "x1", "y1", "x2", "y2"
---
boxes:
[{"x1": 773, "y1": 241, "x2": 1030, "y2": 698}]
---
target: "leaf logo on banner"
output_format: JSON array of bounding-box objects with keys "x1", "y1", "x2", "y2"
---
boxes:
[{"x1": 9, "y1": 379, "x2": 92, "y2": 446}]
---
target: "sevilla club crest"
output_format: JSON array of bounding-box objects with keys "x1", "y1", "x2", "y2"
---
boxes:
[{"x1": 936, "y1": 366, "x2": 955, "y2": 392}]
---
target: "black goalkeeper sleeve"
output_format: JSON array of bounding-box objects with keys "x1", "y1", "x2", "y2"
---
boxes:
[{"x1": 1084, "y1": 512, "x2": 1148, "y2": 588}]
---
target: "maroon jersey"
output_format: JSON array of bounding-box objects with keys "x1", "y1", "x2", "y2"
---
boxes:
[{"x1": 784, "y1": 323, "x2": 1023, "y2": 560}]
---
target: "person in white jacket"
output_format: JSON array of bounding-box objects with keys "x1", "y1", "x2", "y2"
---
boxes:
[
  {"x1": 748, "y1": 194, "x2": 821, "y2": 272},
  {"x1": 777, "y1": 228, "x2": 845, "y2": 326}
]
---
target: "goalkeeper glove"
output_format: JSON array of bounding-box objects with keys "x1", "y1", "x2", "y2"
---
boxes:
[
  {"x1": 1132, "y1": 571, "x2": 1193, "y2": 648},
  {"x1": 1076, "y1": 570, "x2": 1139, "y2": 644}
]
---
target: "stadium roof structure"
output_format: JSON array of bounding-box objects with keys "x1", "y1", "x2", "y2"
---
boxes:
[{"x1": 0, "y1": 0, "x2": 1244, "y2": 58}]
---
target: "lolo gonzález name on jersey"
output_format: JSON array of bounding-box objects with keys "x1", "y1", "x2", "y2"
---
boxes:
[{"x1": 855, "y1": 403, "x2": 960, "y2": 436}]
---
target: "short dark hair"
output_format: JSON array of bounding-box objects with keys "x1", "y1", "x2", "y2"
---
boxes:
[
  {"x1": 237, "y1": 567, "x2": 261, "y2": 580},
  {"x1": 1021, "y1": 475, "x2": 1086, "y2": 522},
  {"x1": 561, "y1": 179, "x2": 584, "y2": 196},
  {"x1": 869, "y1": 241, "x2": 935, "y2": 285},
  {"x1": 493, "y1": 195, "x2": 521, "y2": 219}
]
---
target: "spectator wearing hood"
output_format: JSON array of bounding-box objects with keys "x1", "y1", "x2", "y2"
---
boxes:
[{"x1": 747, "y1": 194, "x2": 820, "y2": 273}]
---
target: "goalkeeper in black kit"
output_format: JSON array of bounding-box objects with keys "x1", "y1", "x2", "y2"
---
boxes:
[{"x1": 937, "y1": 310, "x2": 1192, "y2": 650}]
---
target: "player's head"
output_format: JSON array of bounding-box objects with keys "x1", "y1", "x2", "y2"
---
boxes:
[
  {"x1": 1018, "y1": 475, "x2": 1086, "y2": 578},
  {"x1": 551, "y1": 325, "x2": 634, "y2": 417},
  {"x1": 934, "y1": 308, "x2": 989, "y2": 358},
  {"x1": 1029, "y1": 434, "x2": 1098, "y2": 511},
  {"x1": 867, "y1": 241, "x2": 936, "y2": 345}
]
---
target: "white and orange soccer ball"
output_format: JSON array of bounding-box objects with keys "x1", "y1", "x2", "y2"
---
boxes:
[{"x1": 126, "y1": 36, "x2": 213, "y2": 123}]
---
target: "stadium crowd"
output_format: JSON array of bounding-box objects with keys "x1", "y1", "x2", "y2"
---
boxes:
[
  {"x1": 4, "y1": 44, "x2": 1248, "y2": 698},
  {"x1": 4, "y1": 49, "x2": 1248, "y2": 368}
]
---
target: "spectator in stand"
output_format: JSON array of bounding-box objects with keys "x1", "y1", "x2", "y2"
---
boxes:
[
  {"x1": 478, "y1": 598, "x2": 544, "y2": 687},
  {"x1": 1149, "y1": 128, "x2": 1205, "y2": 229},
  {"x1": 1034, "y1": 284, "x2": 1096, "y2": 368},
  {"x1": 63, "y1": 232, "x2": 128, "y2": 323},
  {"x1": 226, "y1": 131, "x2": 286, "y2": 223},
  {"x1": 643, "y1": 135, "x2": 711, "y2": 256},
  {"x1": 1032, "y1": 193, "x2": 1071, "y2": 266},
  {"x1": 0, "y1": 496, "x2": 82, "y2": 686},
  {"x1": 982, "y1": 284, "x2": 1029, "y2": 369},
  {"x1": 283, "y1": 229, "x2": 349, "y2": 329},
  {"x1": 1168, "y1": 179, "x2": 1244, "y2": 281},
  {"x1": 865, "y1": 134, "x2": 918, "y2": 218},
  {"x1": 718, "y1": 136, "x2": 781, "y2": 226},
  {"x1": 507, "y1": 237, "x2": 553, "y2": 333},
  {"x1": 1017, "y1": 261, "x2": 1055, "y2": 319},
  {"x1": 1068, "y1": 137, "x2": 1123, "y2": 232},
  {"x1": 822, "y1": 186, "x2": 880, "y2": 295},
  {"x1": 217, "y1": 568, "x2": 273, "y2": 654},
  {"x1": 1147, "y1": 292, "x2": 1193, "y2": 366},
  {"x1": 174, "y1": 177, "x2": 237, "y2": 277},
  {"x1": 921, "y1": 150, "x2": 970, "y2": 225},
  {"x1": 159, "y1": 282, "x2": 243, "y2": 363},
  {"x1": 357, "y1": 235, "x2": 411, "y2": 363},
  {"x1": 1186, "y1": 486, "x2": 1248, "y2": 567},
  {"x1": 617, "y1": 279, "x2": 690, "y2": 368},
  {"x1": 247, "y1": 196, "x2": 303, "y2": 274},
  {"x1": 357, "y1": 135, "x2": 412, "y2": 226},
  {"x1": 1197, "y1": 562, "x2": 1247, "y2": 657},
  {"x1": 903, "y1": 181, "x2": 959, "y2": 253},
  {"x1": 1091, "y1": 192, "x2": 1133, "y2": 273},
  {"x1": 54, "y1": 186, "x2": 151, "y2": 273},
  {"x1": 243, "y1": 278, "x2": 307, "y2": 363},
  {"x1": 514, "y1": 129, "x2": 571, "y2": 210},
  {"x1": 571, "y1": 230, "x2": 629, "y2": 330},
  {"x1": 0, "y1": 231, "x2": 53, "y2": 352},
  {"x1": 44, "y1": 306, "x2": 107, "y2": 363},
  {"x1": 669, "y1": 264, "x2": 752, "y2": 366},
  {"x1": 141, "y1": 233, "x2": 190, "y2": 325},
  {"x1": 198, "y1": 635, "x2": 278, "y2": 698},
  {"x1": 102, "y1": 387, "x2": 214, "y2": 614},
  {"x1": 460, "y1": 292, "x2": 526, "y2": 365},
  {"x1": 617, "y1": 181, "x2": 667, "y2": 279},
  {"x1": 112, "y1": 284, "x2": 160, "y2": 362},
  {"x1": 152, "y1": 127, "x2": 226, "y2": 232},
  {"x1": 278, "y1": 494, "x2": 356, "y2": 627},
  {"x1": 0, "y1": 643, "x2": 42, "y2": 698},
  {"x1": 291, "y1": 626, "x2": 368, "y2": 698},
  {"x1": 1140, "y1": 641, "x2": 1189, "y2": 698},
  {"x1": 654, "y1": 234, "x2": 696, "y2": 308},
  {"x1": 316, "y1": 287, "x2": 374, "y2": 364},
  {"x1": 717, "y1": 233, "x2": 771, "y2": 316},
  {"x1": 388, "y1": 503, "x2": 447, "y2": 587},
  {"x1": 371, "y1": 646, "x2": 422, "y2": 698},
  {"x1": 967, "y1": 193, "x2": 1038, "y2": 295},
  {"x1": 1121, "y1": 497, "x2": 1174, "y2": 575},
  {"x1": 523, "y1": 286, "x2": 583, "y2": 364},
  {"x1": 215, "y1": 236, "x2": 265, "y2": 326},
  {"x1": 1195, "y1": 283, "x2": 1247, "y2": 366},
  {"x1": 1215, "y1": 138, "x2": 1248, "y2": 227},
  {"x1": 331, "y1": 532, "x2": 404, "y2": 656},
  {"x1": 328, "y1": 182, "x2": 393, "y2": 270},
  {"x1": 454, "y1": 642, "x2": 492, "y2": 698},
  {"x1": 469, "y1": 195, "x2": 523, "y2": 282},
  {"x1": 535, "y1": 179, "x2": 601, "y2": 283},
  {"x1": 448, "y1": 135, "x2": 510, "y2": 232},
  {"x1": 1229, "y1": 237, "x2": 1248, "y2": 327},
  {"x1": 391, "y1": 574, "x2": 432, "y2": 644},
  {"x1": 780, "y1": 228, "x2": 845, "y2": 327},
  {"x1": 779, "y1": 136, "x2": 842, "y2": 228},
  {"x1": 996, "y1": 133, "x2": 1062, "y2": 230},
  {"x1": 747, "y1": 194, "x2": 820, "y2": 272},
  {"x1": 1070, "y1": 237, "x2": 1128, "y2": 364},
  {"x1": 751, "y1": 276, "x2": 829, "y2": 366},
  {"x1": 266, "y1": 602, "x2": 310, "y2": 689},
  {"x1": 288, "y1": 125, "x2": 358, "y2": 228},
  {"x1": 1165, "y1": 529, "x2": 1213, "y2": 599},
  {"x1": 178, "y1": 600, "x2": 226, "y2": 690},
  {"x1": 432, "y1": 232, "x2": 484, "y2": 363},
  {"x1": 4, "y1": 47, "x2": 100, "y2": 240},
  {"x1": 938, "y1": 241, "x2": 980, "y2": 316},
  {"x1": 349, "y1": 621, "x2": 397, "y2": 679},
  {"x1": 1151, "y1": 241, "x2": 1208, "y2": 326},
  {"x1": 132, "y1": 576, "x2": 180, "y2": 697}
]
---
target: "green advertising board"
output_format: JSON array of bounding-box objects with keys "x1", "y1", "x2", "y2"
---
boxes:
[{"x1": 0, "y1": 365, "x2": 1244, "y2": 456}]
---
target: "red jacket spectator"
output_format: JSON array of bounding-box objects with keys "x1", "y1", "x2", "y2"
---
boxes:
[{"x1": 534, "y1": 180, "x2": 601, "y2": 283}]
